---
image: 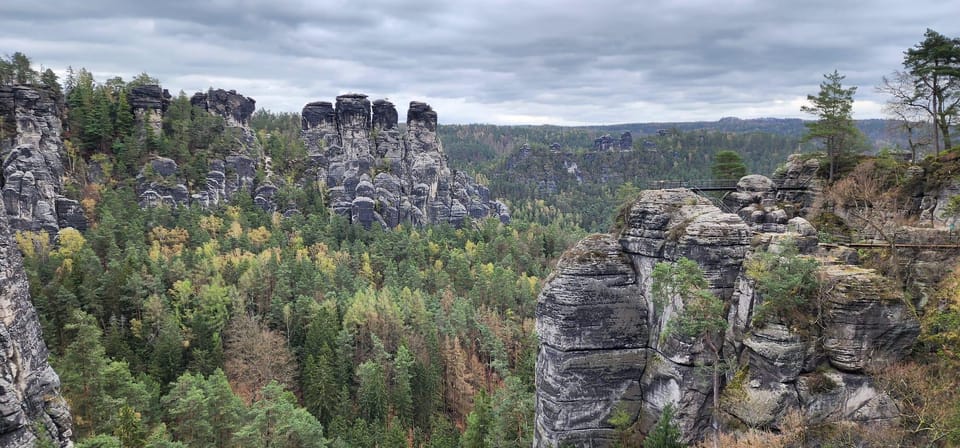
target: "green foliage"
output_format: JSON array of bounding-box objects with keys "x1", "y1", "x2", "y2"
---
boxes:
[
  {"x1": 711, "y1": 150, "x2": 747, "y2": 180},
  {"x1": 16, "y1": 62, "x2": 577, "y2": 447},
  {"x1": 462, "y1": 390, "x2": 492, "y2": 448},
  {"x1": 234, "y1": 382, "x2": 327, "y2": 448},
  {"x1": 0, "y1": 51, "x2": 40, "y2": 85},
  {"x1": 161, "y1": 369, "x2": 244, "y2": 448},
  {"x1": 643, "y1": 404, "x2": 684, "y2": 448},
  {"x1": 903, "y1": 29, "x2": 960, "y2": 152},
  {"x1": 488, "y1": 129, "x2": 809, "y2": 231},
  {"x1": 745, "y1": 242, "x2": 821, "y2": 328},
  {"x1": 23, "y1": 179, "x2": 563, "y2": 445}
]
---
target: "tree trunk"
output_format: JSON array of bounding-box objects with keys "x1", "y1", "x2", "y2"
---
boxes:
[
  {"x1": 933, "y1": 78, "x2": 941, "y2": 155},
  {"x1": 710, "y1": 342, "x2": 720, "y2": 448}
]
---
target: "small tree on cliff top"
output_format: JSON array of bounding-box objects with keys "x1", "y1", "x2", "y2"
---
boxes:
[
  {"x1": 802, "y1": 71, "x2": 862, "y2": 182},
  {"x1": 652, "y1": 257, "x2": 727, "y2": 448}
]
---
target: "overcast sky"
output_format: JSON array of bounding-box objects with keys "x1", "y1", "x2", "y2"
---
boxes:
[{"x1": 1, "y1": 1, "x2": 956, "y2": 125}]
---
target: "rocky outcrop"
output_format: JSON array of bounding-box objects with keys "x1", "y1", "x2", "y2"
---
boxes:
[
  {"x1": 535, "y1": 187, "x2": 920, "y2": 447},
  {"x1": 0, "y1": 85, "x2": 86, "y2": 234},
  {"x1": 536, "y1": 189, "x2": 751, "y2": 446},
  {"x1": 135, "y1": 88, "x2": 271, "y2": 210},
  {"x1": 535, "y1": 235, "x2": 647, "y2": 446},
  {"x1": 129, "y1": 84, "x2": 170, "y2": 135},
  {"x1": 300, "y1": 94, "x2": 507, "y2": 228},
  {"x1": 0, "y1": 199, "x2": 73, "y2": 447},
  {"x1": 772, "y1": 154, "x2": 822, "y2": 217},
  {"x1": 190, "y1": 88, "x2": 256, "y2": 128}
]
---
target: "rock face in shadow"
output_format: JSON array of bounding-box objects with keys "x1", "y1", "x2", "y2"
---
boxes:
[
  {"x1": 300, "y1": 95, "x2": 507, "y2": 228},
  {"x1": 129, "y1": 84, "x2": 170, "y2": 134},
  {"x1": 0, "y1": 85, "x2": 86, "y2": 234},
  {"x1": 534, "y1": 188, "x2": 920, "y2": 447},
  {"x1": 0, "y1": 199, "x2": 73, "y2": 447}
]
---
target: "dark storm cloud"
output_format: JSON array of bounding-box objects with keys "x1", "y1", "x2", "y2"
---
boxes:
[{"x1": 0, "y1": 0, "x2": 955, "y2": 123}]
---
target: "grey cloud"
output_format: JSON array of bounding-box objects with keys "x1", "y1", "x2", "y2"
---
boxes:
[{"x1": 0, "y1": 0, "x2": 955, "y2": 124}]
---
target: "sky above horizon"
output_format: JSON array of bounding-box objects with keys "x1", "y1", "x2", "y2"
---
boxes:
[{"x1": 1, "y1": 1, "x2": 956, "y2": 125}]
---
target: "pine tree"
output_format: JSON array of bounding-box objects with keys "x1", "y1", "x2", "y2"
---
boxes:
[
  {"x1": 711, "y1": 150, "x2": 747, "y2": 181},
  {"x1": 801, "y1": 71, "x2": 862, "y2": 182},
  {"x1": 903, "y1": 29, "x2": 960, "y2": 152},
  {"x1": 643, "y1": 404, "x2": 684, "y2": 448}
]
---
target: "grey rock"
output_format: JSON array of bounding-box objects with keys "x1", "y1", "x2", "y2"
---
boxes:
[
  {"x1": 351, "y1": 196, "x2": 376, "y2": 229},
  {"x1": 0, "y1": 200, "x2": 73, "y2": 447},
  {"x1": 191, "y1": 88, "x2": 256, "y2": 127},
  {"x1": 336, "y1": 94, "x2": 372, "y2": 159},
  {"x1": 619, "y1": 131, "x2": 633, "y2": 150},
  {"x1": 0, "y1": 86, "x2": 84, "y2": 234},
  {"x1": 594, "y1": 134, "x2": 615, "y2": 151},
  {"x1": 54, "y1": 198, "x2": 87, "y2": 231},
  {"x1": 298, "y1": 96, "x2": 505, "y2": 228},
  {"x1": 536, "y1": 186, "x2": 918, "y2": 446},
  {"x1": 819, "y1": 265, "x2": 919, "y2": 372},
  {"x1": 535, "y1": 236, "x2": 648, "y2": 446},
  {"x1": 797, "y1": 369, "x2": 899, "y2": 424}
]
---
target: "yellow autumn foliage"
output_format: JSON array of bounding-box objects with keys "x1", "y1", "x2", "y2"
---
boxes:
[
  {"x1": 14, "y1": 230, "x2": 51, "y2": 260},
  {"x1": 248, "y1": 226, "x2": 271, "y2": 248}
]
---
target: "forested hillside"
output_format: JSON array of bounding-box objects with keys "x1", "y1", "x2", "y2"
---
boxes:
[
  {"x1": 487, "y1": 131, "x2": 813, "y2": 231},
  {"x1": 438, "y1": 118, "x2": 900, "y2": 167},
  {"x1": 1, "y1": 56, "x2": 583, "y2": 448}
]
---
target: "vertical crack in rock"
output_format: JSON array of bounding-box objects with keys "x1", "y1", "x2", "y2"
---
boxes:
[{"x1": 536, "y1": 185, "x2": 923, "y2": 446}]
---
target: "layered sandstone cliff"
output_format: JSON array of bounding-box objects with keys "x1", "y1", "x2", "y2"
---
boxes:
[
  {"x1": 0, "y1": 187, "x2": 73, "y2": 447},
  {"x1": 301, "y1": 94, "x2": 508, "y2": 228},
  {"x1": 0, "y1": 85, "x2": 85, "y2": 234},
  {"x1": 534, "y1": 187, "x2": 919, "y2": 446}
]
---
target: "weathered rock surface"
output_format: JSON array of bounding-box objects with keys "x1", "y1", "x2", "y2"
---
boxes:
[
  {"x1": 0, "y1": 85, "x2": 86, "y2": 233},
  {"x1": 0, "y1": 199, "x2": 73, "y2": 447},
  {"x1": 129, "y1": 84, "x2": 170, "y2": 134},
  {"x1": 536, "y1": 189, "x2": 751, "y2": 446},
  {"x1": 535, "y1": 187, "x2": 920, "y2": 447},
  {"x1": 133, "y1": 88, "x2": 274, "y2": 211},
  {"x1": 818, "y1": 265, "x2": 919, "y2": 372},
  {"x1": 535, "y1": 234, "x2": 647, "y2": 446},
  {"x1": 300, "y1": 95, "x2": 507, "y2": 228},
  {"x1": 190, "y1": 88, "x2": 256, "y2": 128}
]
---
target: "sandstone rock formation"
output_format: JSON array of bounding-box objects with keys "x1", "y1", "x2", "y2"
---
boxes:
[
  {"x1": 0, "y1": 198, "x2": 73, "y2": 447},
  {"x1": 128, "y1": 84, "x2": 170, "y2": 135},
  {"x1": 0, "y1": 85, "x2": 86, "y2": 234},
  {"x1": 534, "y1": 187, "x2": 920, "y2": 447},
  {"x1": 135, "y1": 88, "x2": 274, "y2": 211},
  {"x1": 300, "y1": 94, "x2": 508, "y2": 228},
  {"x1": 536, "y1": 189, "x2": 751, "y2": 446}
]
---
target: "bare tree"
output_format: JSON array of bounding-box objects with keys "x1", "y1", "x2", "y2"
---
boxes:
[
  {"x1": 825, "y1": 160, "x2": 906, "y2": 280},
  {"x1": 879, "y1": 71, "x2": 933, "y2": 160},
  {"x1": 224, "y1": 313, "x2": 297, "y2": 403}
]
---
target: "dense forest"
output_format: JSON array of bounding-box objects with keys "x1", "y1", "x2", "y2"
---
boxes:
[{"x1": 2, "y1": 58, "x2": 583, "y2": 448}]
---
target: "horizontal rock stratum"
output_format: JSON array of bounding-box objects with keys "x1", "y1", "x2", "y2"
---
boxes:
[{"x1": 534, "y1": 187, "x2": 919, "y2": 447}]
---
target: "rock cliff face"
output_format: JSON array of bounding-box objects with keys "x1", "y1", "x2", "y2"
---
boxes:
[
  {"x1": 0, "y1": 85, "x2": 86, "y2": 234},
  {"x1": 0, "y1": 197, "x2": 73, "y2": 446},
  {"x1": 300, "y1": 94, "x2": 508, "y2": 228},
  {"x1": 135, "y1": 88, "x2": 275, "y2": 211},
  {"x1": 128, "y1": 84, "x2": 170, "y2": 135},
  {"x1": 534, "y1": 187, "x2": 919, "y2": 447}
]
